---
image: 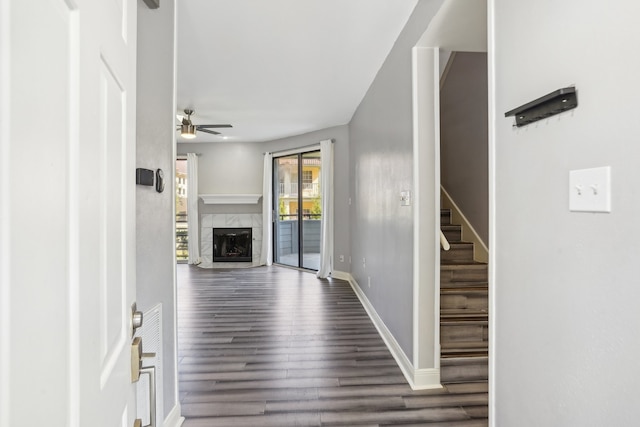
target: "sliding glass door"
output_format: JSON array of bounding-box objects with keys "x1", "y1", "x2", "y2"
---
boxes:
[{"x1": 273, "y1": 151, "x2": 321, "y2": 270}]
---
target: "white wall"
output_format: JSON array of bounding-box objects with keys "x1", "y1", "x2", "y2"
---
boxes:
[
  {"x1": 492, "y1": 1, "x2": 640, "y2": 425},
  {"x1": 136, "y1": 0, "x2": 179, "y2": 420}
]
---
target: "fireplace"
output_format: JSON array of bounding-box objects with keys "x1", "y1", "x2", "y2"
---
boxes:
[{"x1": 213, "y1": 228, "x2": 252, "y2": 262}]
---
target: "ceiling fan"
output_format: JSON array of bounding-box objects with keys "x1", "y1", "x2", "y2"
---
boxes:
[{"x1": 177, "y1": 109, "x2": 232, "y2": 139}]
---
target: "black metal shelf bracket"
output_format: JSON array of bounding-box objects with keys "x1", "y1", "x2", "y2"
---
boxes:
[{"x1": 505, "y1": 86, "x2": 578, "y2": 127}]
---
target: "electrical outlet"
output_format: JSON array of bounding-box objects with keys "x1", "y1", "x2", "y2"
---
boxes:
[
  {"x1": 339, "y1": 255, "x2": 344, "y2": 262},
  {"x1": 367, "y1": 277, "x2": 371, "y2": 288},
  {"x1": 362, "y1": 258, "x2": 366, "y2": 268}
]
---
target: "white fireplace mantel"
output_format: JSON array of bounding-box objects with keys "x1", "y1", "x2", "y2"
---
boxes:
[{"x1": 199, "y1": 194, "x2": 262, "y2": 204}]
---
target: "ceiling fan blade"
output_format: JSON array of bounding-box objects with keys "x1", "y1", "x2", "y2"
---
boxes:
[
  {"x1": 197, "y1": 124, "x2": 232, "y2": 129},
  {"x1": 197, "y1": 128, "x2": 221, "y2": 135}
]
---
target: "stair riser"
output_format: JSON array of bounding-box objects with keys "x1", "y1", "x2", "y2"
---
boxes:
[
  {"x1": 441, "y1": 294, "x2": 488, "y2": 311},
  {"x1": 441, "y1": 210, "x2": 452, "y2": 225},
  {"x1": 441, "y1": 282, "x2": 488, "y2": 290},
  {"x1": 441, "y1": 245, "x2": 474, "y2": 262},
  {"x1": 441, "y1": 324, "x2": 489, "y2": 343},
  {"x1": 441, "y1": 268, "x2": 488, "y2": 283},
  {"x1": 440, "y1": 208, "x2": 489, "y2": 370},
  {"x1": 441, "y1": 363, "x2": 488, "y2": 383},
  {"x1": 442, "y1": 228, "x2": 462, "y2": 242}
]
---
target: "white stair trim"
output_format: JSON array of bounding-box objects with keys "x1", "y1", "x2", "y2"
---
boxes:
[{"x1": 441, "y1": 186, "x2": 489, "y2": 263}]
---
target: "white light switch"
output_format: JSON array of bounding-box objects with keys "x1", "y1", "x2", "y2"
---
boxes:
[
  {"x1": 569, "y1": 166, "x2": 611, "y2": 213},
  {"x1": 400, "y1": 190, "x2": 411, "y2": 206}
]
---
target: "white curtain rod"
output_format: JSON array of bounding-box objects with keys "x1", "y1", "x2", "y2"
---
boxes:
[{"x1": 264, "y1": 139, "x2": 334, "y2": 156}]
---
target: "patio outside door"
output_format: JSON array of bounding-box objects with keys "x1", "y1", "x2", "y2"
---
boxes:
[{"x1": 273, "y1": 151, "x2": 322, "y2": 270}]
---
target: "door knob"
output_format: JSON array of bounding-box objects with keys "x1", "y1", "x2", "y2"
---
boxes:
[
  {"x1": 131, "y1": 303, "x2": 143, "y2": 333},
  {"x1": 133, "y1": 310, "x2": 143, "y2": 330}
]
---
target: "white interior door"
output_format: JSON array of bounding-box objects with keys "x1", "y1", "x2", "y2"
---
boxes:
[
  {"x1": 1, "y1": 0, "x2": 138, "y2": 426},
  {"x1": 77, "y1": 0, "x2": 139, "y2": 425}
]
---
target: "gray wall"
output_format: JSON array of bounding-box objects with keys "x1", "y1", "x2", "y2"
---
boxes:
[
  {"x1": 136, "y1": 0, "x2": 178, "y2": 419},
  {"x1": 179, "y1": 140, "x2": 265, "y2": 195},
  {"x1": 349, "y1": 0, "x2": 443, "y2": 357},
  {"x1": 493, "y1": 0, "x2": 640, "y2": 425},
  {"x1": 178, "y1": 139, "x2": 264, "y2": 253},
  {"x1": 178, "y1": 124, "x2": 350, "y2": 272},
  {"x1": 440, "y1": 52, "x2": 488, "y2": 244},
  {"x1": 178, "y1": 125, "x2": 350, "y2": 272}
]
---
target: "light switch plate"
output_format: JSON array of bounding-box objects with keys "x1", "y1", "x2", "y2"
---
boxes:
[
  {"x1": 400, "y1": 190, "x2": 411, "y2": 206},
  {"x1": 569, "y1": 166, "x2": 611, "y2": 213}
]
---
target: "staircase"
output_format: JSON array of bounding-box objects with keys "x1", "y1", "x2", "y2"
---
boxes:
[{"x1": 440, "y1": 209, "x2": 488, "y2": 383}]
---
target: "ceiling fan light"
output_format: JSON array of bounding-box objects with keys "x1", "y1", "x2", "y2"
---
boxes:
[{"x1": 181, "y1": 124, "x2": 197, "y2": 139}]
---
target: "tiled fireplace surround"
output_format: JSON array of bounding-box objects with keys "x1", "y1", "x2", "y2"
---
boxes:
[{"x1": 200, "y1": 213, "x2": 262, "y2": 267}]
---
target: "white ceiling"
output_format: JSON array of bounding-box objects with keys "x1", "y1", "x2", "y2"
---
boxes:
[{"x1": 176, "y1": 0, "x2": 419, "y2": 143}]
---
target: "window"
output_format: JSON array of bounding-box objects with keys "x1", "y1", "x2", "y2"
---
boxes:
[
  {"x1": 302, "y1": 170, "x2": 312, "y2": 184},
  {"x1": 176, "y1": 158, "x2": 188, "y2": 262}
]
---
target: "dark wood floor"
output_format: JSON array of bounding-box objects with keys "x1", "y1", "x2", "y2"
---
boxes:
[{"x1": 177, "y1": 264, "x2": 488, "y2": 426}]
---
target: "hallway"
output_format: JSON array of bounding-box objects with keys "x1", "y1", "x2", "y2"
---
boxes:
[{"x1": 177, "y1": 264, "x2": 488, "y2": 426}]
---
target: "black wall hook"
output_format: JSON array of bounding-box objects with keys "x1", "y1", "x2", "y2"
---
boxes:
[{"x1": 505, "y1": 87, "x2": 578, "y2": 127}]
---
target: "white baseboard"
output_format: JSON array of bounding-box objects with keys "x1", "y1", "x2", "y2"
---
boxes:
[
  {"x1": 163, "y1": 403, "x2": 184, "y2": 427},
  {"x1": 413, "y1": 368, "x2": 442, "y2": 389},
  {"x1": 337, "y1": 272, "x2": 441, "y2": 390},
  {"x1": 330, "y1": 270, "x2": 351, "y2": 281}
]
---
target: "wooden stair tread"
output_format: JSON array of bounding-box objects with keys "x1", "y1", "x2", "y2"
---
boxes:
[
  {"x1": 441, "y1": 320, "x2": 488, "y2": 327},
  {"x1": 440, "y1": 261, "x2": 487, "y2": 268},
  {"x1": 441, "y1": 350, "x2": 489, "y2": 358},
  {"x1": 441, "y1": 226, "x2": 462, "y2": 232},
  {"x1": 440, "y1": 209, "x2": 490, "y2": 372},
  {"x1": 441, "y1": 356, "x2": 488, "y2": 364},
  {"x1": 440, "y1": 308, "x2": 489, "y2": 319},
  {"x1": 442, "y1": 346, "x2": 488, "y2": 353},
  {"x1": 441, "y1": 281, "x2": 488, "y2": 289},
  {"x1": 442, "y1": 286, "x2": 488, "y2": 293},
  {"x1": 446, "y1": 241, "x2": 473, "y2": 247},
  {"x1": 440, "y1": 286, "x2": 489, "y2": 300},
  {"x1": 442, "y1": 342, "x2": 488, "y2": 347},
  {"x1": 441, "y1": 225, "x2": 462, "y2": 242}
]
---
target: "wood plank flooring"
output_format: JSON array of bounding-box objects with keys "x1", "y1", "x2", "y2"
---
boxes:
[{"x1": 177, "y1": 264, "x2": 488, "y2": 426}]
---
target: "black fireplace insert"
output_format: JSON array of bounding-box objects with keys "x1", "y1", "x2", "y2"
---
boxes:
[{"x1": 213, "y1": 228, "x2": 252, "y2": 262}]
